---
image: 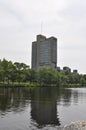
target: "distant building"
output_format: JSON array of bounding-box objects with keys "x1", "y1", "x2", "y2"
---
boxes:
[
  {"x1": 73, "y1": 69, "x2": 78, "y2": 74},
  {"x1": 63, "y1": 66, "x2": 71, "y2": 74},
  {"x1": 31, "y1": 34, "x2": 57, "y2": 70},
  {"x1": 57, "y1": 66, "x2": 60, "y2": 72}
]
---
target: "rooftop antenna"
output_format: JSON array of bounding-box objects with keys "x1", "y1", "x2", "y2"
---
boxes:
[{"x1": 41, "y1": 21, "x2": 43, "y2": 34}]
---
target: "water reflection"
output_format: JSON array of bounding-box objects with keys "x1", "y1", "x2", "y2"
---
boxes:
[
  {"x1": 0, "y1": 87, "x2": 30, "y2": 115},
  {"x1": 0, "y1": 87, "x2": 86, "y2": 129},
  {"x1": 30, "y1": 87, "x2": 60, "y2": 127}
]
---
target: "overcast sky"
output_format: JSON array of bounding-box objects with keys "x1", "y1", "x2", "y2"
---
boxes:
[{"x1": 0, "y1": 0, "x2": 86, "y2": 73}]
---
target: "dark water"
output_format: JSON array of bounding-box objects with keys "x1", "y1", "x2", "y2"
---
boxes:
[{"x1": 0, "y1": 87, "x2": 86, "y2": 130}]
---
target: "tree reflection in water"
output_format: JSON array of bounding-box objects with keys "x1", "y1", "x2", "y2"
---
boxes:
[{"x1": 0, "y1": 87, "x2": 73, "y2": 129}]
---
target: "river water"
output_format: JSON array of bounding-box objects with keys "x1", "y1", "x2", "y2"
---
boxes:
[{"x1": 0, "y1": 87, "x2": 86, "y2": 130}]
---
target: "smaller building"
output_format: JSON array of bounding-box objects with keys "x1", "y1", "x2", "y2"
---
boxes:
[
  {"x1": 57, "y1": 66, "x2": 60, "y2": 72},
  {"x1": 63, "y1": 66, "x2": 71, "y2": 74},
  {"x1": 73, "y1": 69, "x2": 78, "y2": 74}
]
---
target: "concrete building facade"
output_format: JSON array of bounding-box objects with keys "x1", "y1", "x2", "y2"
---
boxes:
[{"x1": 31, "y1": 34, "x2": 57, "y2": 70}]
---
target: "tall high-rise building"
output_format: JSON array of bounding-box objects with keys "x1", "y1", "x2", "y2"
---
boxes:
[{"x1": 31, "y1": 34, "x2": 57, "y2": 70}]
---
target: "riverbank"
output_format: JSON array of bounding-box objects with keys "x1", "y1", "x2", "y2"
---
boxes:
[
  {"x1": 0, "y1": 82, "x2": 39, "y2": 87},
  {"x1": 59, "y1": 120, "x2": 86, "y2": 130},
  {"x1": 0, "y1": 82, "x2": 85, "y2": 88}
]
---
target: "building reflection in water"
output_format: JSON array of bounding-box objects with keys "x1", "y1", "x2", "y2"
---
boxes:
[
  {"x1": 30, "y1": 87, "x2": 60, "y2": 127},
  {"x1": 0, "y1": 87, "x2": 74, "y2": 128}
]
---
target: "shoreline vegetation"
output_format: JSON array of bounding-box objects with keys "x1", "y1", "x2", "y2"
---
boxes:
[
  {"x1": 0, "y1": 82, "x2": 84, "y2": 88},
  {"x1": 0, "y1": 59, "x2": 86, "y2": 88}
]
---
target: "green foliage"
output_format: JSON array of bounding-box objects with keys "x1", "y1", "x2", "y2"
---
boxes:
[
  {"x1": 0, "y1": 58, "x2": 86, "y2": 87},
  {"x1": 0, "y1": 59, "x2": 30, "y2": 84},
  {"x1": 37, "y1": 68, "x2": 60, "y2": 86}
]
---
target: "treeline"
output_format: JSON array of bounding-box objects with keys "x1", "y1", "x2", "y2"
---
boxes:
[
  {"x1": 0, "y1": 59, "x2": 86, "y2": 87},
  {"x1": 0, "y1": 59, "x2": 30, "y2": 83}
]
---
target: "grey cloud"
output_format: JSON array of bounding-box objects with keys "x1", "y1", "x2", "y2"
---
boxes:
[
  {"x1": 0, "y1": 1, "x2": 29, "y2": 28},
  {"x1": 59, "y1": 3, "x2": 86, "y2": 22}
]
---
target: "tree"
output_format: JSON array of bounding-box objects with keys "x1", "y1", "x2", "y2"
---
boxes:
[
  {"x1": 14, "y1": 62, "x2": 30, "y2": 82},
  {"x1": 37, "y1": 68, "x2": 60, "y2": 86},
  {"x1": 1, "y1": 59, "x2": 10, "y2": 82}
]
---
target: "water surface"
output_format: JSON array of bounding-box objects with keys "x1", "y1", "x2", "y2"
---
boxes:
[{"x1": 0, "y1": 87, "x2": 86, "y2": 130}]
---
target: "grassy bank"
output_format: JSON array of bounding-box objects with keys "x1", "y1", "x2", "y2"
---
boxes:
[
  {"x1": 0, "y1": 82, "x2": 86, "y2": 88},
  {"x1": 0, "y1": 82, "x2": 40, "y2": 87}
]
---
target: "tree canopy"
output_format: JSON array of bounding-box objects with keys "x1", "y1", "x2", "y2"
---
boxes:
[{"x1": 0, "y1": 59, "x2": 86, "y2": 87}]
